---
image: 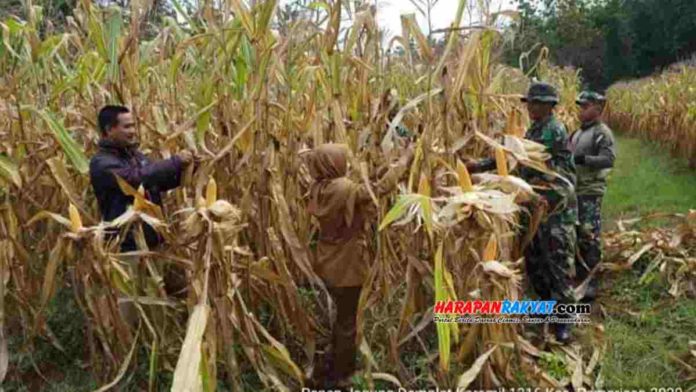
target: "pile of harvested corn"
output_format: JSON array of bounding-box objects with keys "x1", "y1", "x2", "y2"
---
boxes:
[{"x1": 602, "y1": 211, "x2": 696, "y2": 299}]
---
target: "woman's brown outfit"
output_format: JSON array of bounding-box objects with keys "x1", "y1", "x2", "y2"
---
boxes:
[{"x1": 307, "y1": 144, "x2": 410, "y2": 384}]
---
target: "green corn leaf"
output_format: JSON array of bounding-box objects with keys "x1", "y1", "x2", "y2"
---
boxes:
[
  {"x1": 379, "y1": 194, "x2": 419, "y2": 231},
  {"x1": 37, "y1": 34, "x2": 62, "y2": 59},
  {"x1": 199, "y1": 344, "x2": 214, "y2": 392},
  {"x1": 256, "y1": 0, "x2": 278, "y2": 39},
  {"x1": 148, "y1": 338, "x2": 158, "y2": 392},
  {"x1": 229, "y1": 0, "x2": 254, "y2": 37},
  {"x1": 434, "y1": 241, "x2": 451, "y2": 373},
  {"x1": 104, "y1": 6, "x2": 122, "y2": 83},
  {"x1": 0, "y1": 21, "x2": 22, "y2": 60},
  {"x1": 261, "y1": 345, "x2": 304, "y2": 384},
  {"x1": 86, "y1": 6, "x2": 107, "y2": 58},
  {"x1": 0, "y1": 154, "x2": 22, "y2": 188},
  {"x1": 241, "y1": 35, "x2": 254, "y2": 68},
  {"x1": 250, "y1": 47, "x2": 273, "y2": 100},
  {"x1": 331, "y1": 52, "x2": 341, "y2": 95},
  {"x1": 31, "y1": 109, "x2": 89, "y2": 174},
  {"x1": 420, "y1": 196, "x2": 434, "y2": 238},
  {"x1": 171, "y1": 0, "x2": 194, "y2": 28},
  {"x1": 169, "y1": 52, "x2": 184, "y2": 88}
]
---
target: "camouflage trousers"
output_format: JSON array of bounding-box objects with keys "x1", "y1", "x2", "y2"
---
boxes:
[
  {"x1": 576, "y1": 195, "x2": 603, "y2": 281},
  {"x1": 524, "y1": 210, "x2": 577, "y2": 304}
]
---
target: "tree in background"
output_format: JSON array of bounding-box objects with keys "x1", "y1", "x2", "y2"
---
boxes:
[
  {"x1": 1, "y1": 0, "x2": 175, "y2": 39},
  {"x1": 1, "y1": 0, "x2": 76, "y2": 33},
  {"x1": 505, "y1": 0, "x2": 696, "y2": 90}
]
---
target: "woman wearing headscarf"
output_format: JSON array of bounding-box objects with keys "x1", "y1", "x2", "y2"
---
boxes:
[{"x1": 307, "y1": 143, "x2": 413, "y2": 388}]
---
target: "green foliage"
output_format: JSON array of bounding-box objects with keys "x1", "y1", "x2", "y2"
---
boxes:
[
  {"x1": 506, "y1": 0, "x2": 696, "y2": 89},
  {"x1": 539, "y1": 352, "x2": 569, "y2": 380},
  {"x1": 588, "y1": 133, "x2": 695, "y2": 388},
  {"x1": 602, "y1": 134, "x2": 696, "y2": 224},
  {"x1": 0, "y1": 0, "x2": 174, "y2": 39},
  {"x1": 1, "y1": 0, "x2": 76, "y2": 35},
  {"x1": 601, "y1": 271, "x2": 696, "y2": 388},
  {"x1": 5, "y1": 288, "x2": 97, "y2": 391}
]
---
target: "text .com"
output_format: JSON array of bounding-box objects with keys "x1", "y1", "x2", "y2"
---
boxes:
[{"x1": 433, "y1": 300, "x2": 591, "y2": 315}]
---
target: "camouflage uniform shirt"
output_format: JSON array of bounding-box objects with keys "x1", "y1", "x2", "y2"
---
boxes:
[
  {"x1": 569, "y1": 120, "x2": 616, "y2": 282},
  {"x1": 568, "y1": 120, "x2": 616, "y2": 196},
  {"x1": 520, "y1": 115, "x2": 578, "y2": 304},
  {"x1": 520, "y1": 115, "x2": 577, "y2": 223}
]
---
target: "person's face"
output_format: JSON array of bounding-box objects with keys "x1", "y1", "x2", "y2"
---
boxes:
[
  {"x1": 578, "y1": 101, "x2": 602, "y2": 123},
  {"x1": 105, "y1": 112, "x2": 137, "y2": 147},
  {"x1": 526, "y1": 101, "x2": 554, "y2": 121}
]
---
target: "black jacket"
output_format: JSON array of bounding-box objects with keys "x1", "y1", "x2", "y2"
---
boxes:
[{"x1": 89, "y1": 139, "x2": 183, "y2": 251}]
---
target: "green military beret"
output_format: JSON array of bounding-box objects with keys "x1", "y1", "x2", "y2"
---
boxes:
[
  {"x1": 521, "y1": 82, "x2": 560, "y2": 104},
  {"x1": 576, "y1": 91, "x2": 606, "y2": 105}
]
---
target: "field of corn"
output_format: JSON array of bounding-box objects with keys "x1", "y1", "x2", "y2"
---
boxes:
[
  {"x1": 605, "y1": 63, "x2": 696, "y2": 167},
  {"x1": 0, "y1": 0, "x2": 692, "y2": 391}
]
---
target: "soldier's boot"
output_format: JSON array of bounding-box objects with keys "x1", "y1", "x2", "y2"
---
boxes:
[
  {"x1": 581, "y1": 279, "x2": 598, "y2": 303},
  {"x1": 554, "y1": 323, "x2": 572, "y2": 344}
]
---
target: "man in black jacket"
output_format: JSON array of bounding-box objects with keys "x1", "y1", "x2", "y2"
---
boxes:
[
  {"x1": 90, "y1": 105, "x2": 192, "y2": 325},
  {"x1": 90, "y1": 105, "x2": 193, "y2": 251}
]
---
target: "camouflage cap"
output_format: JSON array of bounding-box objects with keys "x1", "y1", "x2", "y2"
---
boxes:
[
  {"x1": 520, "y1": 82, "x2": 559, "y2": 104},
  {"x1": 576, "y1": 91, "x2": 606, "y2": 105}
]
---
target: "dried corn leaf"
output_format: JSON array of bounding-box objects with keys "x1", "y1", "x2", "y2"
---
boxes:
[
  {"x1": 457, "y1": 345, "x2": 498, "y2": 389},
  {"x1": 26, "y1": 210, "x2": 73, "y2": 229},
  {"x1": 372, "y1": 373, "x2": 402, "y2": 388},
  {"x1": 92, "y1": 329, "x2": 139, "y2": 392},
  {"x1": 0, "y1": 241, "x2": 8, "y2": 384},
  {"x1": 172, "y1": 304, "x2": 210, "y2": 392},
  {"x1": 481, "y1": 260, "x2": 517, "y2": 279}
]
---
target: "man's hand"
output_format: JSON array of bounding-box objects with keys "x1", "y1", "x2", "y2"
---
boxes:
[
  {"x1": 465, "y1": 157, "x2": 496, "y2": 174},
  {"x1": 178, "y1": 150, "x2": 194, "y2": 166},
  {"x1": 399, "y1": 143, "x2": 416, "y2": 164}
]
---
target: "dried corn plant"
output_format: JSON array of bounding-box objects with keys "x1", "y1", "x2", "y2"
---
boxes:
[
  {"x1": 0, "y1": 0, "x2": 594, "y2": 390},
  {"x1": 605, "y1": 64, "x2": 696, "y2": 167}
]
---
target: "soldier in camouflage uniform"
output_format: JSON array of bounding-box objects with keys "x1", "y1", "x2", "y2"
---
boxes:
[
  {"x1": 569, "y1": 91, "x2": 616, "y2": 302},
  {"x1": 468, "y1": 82, "x2": 578, "y2": 342},
  {"x1": 520, "y1": 83, "x2": 578, "y2": 342}
]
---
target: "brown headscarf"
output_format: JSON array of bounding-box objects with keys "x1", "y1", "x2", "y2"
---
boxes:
[
  {"x1": 307, "y1": 144, "x2": 362, "y2": 241},
  {"x1": 307, "y1": 143, "x2": 348, "y2": 181}
]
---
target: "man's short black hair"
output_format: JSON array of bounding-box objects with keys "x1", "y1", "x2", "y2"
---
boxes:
[{"x1": 98, "y1": 105, "x2": 130, "y2": 134}]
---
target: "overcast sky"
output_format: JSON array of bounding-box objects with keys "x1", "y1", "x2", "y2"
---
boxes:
[
  {"x1": 273, "y1": 0, "x2": 517, "y2": 40},
  {"x1": 370, "y1": 0, "x2": 517, "y2": 39}
]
